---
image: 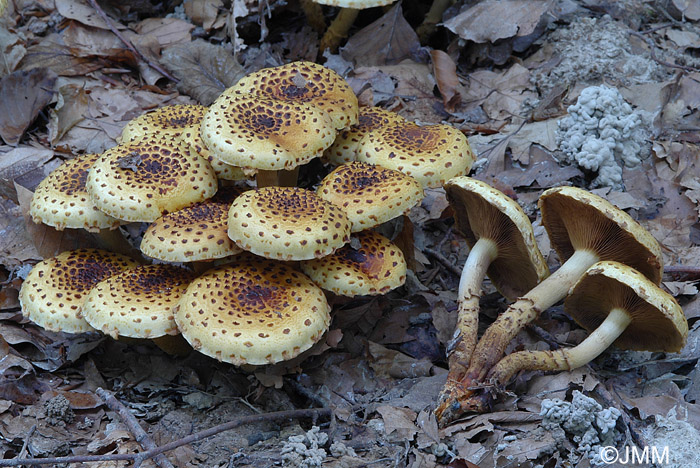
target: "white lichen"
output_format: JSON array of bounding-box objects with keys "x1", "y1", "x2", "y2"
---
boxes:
[
  {"x1": 540, "y1": 390, "x2": 621, "y2": 466},
  {"x1": 281, "y1": 426, "x2": 329, "y2": 468},
  {"x1": 556, "y1": 85, "x2": 649, "y2": 189}
]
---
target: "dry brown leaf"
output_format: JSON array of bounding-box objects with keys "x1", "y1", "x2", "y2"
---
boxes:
[
  {"x1": 132, "y1": 18, "x2": 194, "y2": 48},
  {"x1": 367, "y1": 341, "x2": 434, "y2": 379},
  {"x1": 61, "y1": 22, "x2": 130, "y2": 58},
  {"x1": 672, "y1": 0, "x2": 700, "y2": 20},
  {"x1": 0, "y1": 68, "x2": 57, "y2": 145},
  {"x1": 376, "y1": 405, "x2": 418, "y2": 440},
  {"x1": 444, "y1": 0, "x2": 552, "y2": 43},
  {"x1": 0, "y1": 24, "x2": 26, "y2": 76},
  {"x1": 19, "y1": 33, "x2": 102, "y2": 76},
  {"x1": 48, "y1": 85, "x2": 89, "y2": 144},
  {"x1": 430, "y1": 49, "x2": 461, "y2": 112},
  {"x1": 55, "y1": 0, "x2": 124, "y2": 30},
  {"x1": 160, "y1": 40, "x2": 245, "y2": 105},
  {"x1": 185, "y1": 0, "x2": 223, "y2": 31},
  {"x1": 341, "y1": 3, "x2": 420, "y2": 67},
  {"x1": 0, "y1": 147, "x2": 54, "y2": 202}
]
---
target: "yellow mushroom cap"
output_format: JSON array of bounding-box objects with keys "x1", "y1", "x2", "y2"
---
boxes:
[
  {"x1": 119, "y1": 104, "x2": 207, "y2": 143},
  {"x1": 301, "y1": 230, "x2": 406, "y2": 296},
  {"x1": 82, "y1": 264, "x2": 195, "y2": 339},
  {"x1": 201, "y1": 95, "x2": 336, "y2": 171},
  {"x1": 19, "y1": 249, "x2": 140, "y2": 333},
  {"x1": 445, "y1": 176, "x2": 549, "y2": 300},
  {"x1": 86, "y1": 137, "x2": 218, "y2": 223},
  {"x1": 174, "y1": 255, "x2": 331, "y2": 365},
  {"x1": 325, "y1": 107, "x2": 405, "y2": 165},
  {"x1": 29, "y1": 153, "x2": 121, "y2": 232},
  {"x1": 227, "y1": 186, "x2": 351, "y2": 261},
  {"x1": 180, "y1": 122, "x2": 247, "y2": 181},
  {"x1": 356, "y1": 121, "x2": 475, "y2": 188},
  {"x1": 227, "y1": 61, "x2": 359, "y2": 130},
  {"x1": 539, "y1": 186, "x2": 663, "y2": 284},
  {"x1": 317, "y1": 162, "x2": 424, "y2": 232},
  {"x1": 141, "y1": 187, "x2": 246, "y2": 262},
  {"x1": 565, "y1": 261, "x2": 688, "y2": 352}
]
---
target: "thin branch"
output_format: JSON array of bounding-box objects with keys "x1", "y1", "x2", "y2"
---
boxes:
[
  {"x1": 96, "y1": 388, "x2": 174, "y2": 468},
  {"x1": 423, "y1": 247, "x2": 462, "y2": 277},
  {"x1": 85, "y1": 0, "x2": 178, "y2": 82},
  {"x1": 0, "y1": 407, "x2": 333, "y2": 467}
]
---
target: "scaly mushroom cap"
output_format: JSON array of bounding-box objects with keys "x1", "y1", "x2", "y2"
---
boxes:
[
  {"x1": 539, "y1": 187, "x2": 663, "y2": 283},
  {"x1": 119, "y1": 104, "x2": 207, "y2": 143},
  {"x1": 19, "y1": 249, "x2": 139, "y2": 333},
  {"x1": 86, "y1": 137, "x2": 218, "y2": 223},
  {"x1": 445, "y1": 176, "x2": 549, "y2": 300},
  {"x1": 227, "y1": 61, "x2": 359, "y2": 130},
  {"x1": 326, "y1": 107, "x2": 405, "y2": 165},
  {"x1": 29, "y1": 153, "x2": 121, "y2": 232},
  {"x1": 228, "y1": 187, "x2": 351, "y2": 261},
  {"x1": 317, "y1": 162, "x2": 424, "y2": 232},
  {"x1": 201, "y1": 95, "x2": 336, "y2": 171},
  {"x1": 356, "y1": 121, "x2": 475, "y2": 188},
  {"x1": 301, "y1": 230, "x2": 406, "y2": 296},
  {"x1": 174, "y1": 255, "x2": 331, "y2": 365},
  {"x1": 566, "y1": 261, "x2": 688, "y2": 352},
  {"x1": 312, "y1": 0, "x2": 395, "y2": 7},
  {"x1": 82, "y1": 264, "x2": 195, "y2": 339},
  {"x1": 141, "y1": 187, "x2": 245, "y2": 262}
]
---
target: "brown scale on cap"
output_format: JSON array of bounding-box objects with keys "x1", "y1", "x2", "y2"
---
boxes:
[
  {"x1": 227, "y1": 61, "x2": 358, "y2": 130},
  {"x1": 30, "y1": 153, "x2": 121, "y2": 232},
  {"x1": 82, "y1": 264, "x2": 195, "y2": 339},
  {"x1": 119, "y1": 105, "x2": 207, "y2": 143},
  {"x1": 301, "y1": 230, "x2": 406, "y2": 296},
  {"x1": 228, "y1": 186, "x2": 351, "y2": 261},
  {"x1": 174, "y1": 255, "x2": 331, "y2": 365},
  {"x1": 325, "y1": 107, "x2": 405, "y2": 165},
  {"x1": 317, "y1": 162, "x2": 423, "y2": 232},
  {"x1": 357, "y1": 121, "x2": 475, "y2": 188},
  {"x1": 141, "y1": 187, "x2": 246, "y2": 262},
  {"x1": 86, "y1": 137, "x2": 218, "y2": 223},
  {"x1": 19, "y1": 249, "x2": 139, "y2": 333},
  {"x1": 202, "y1": 95, "x2": 336, "y2": 171}
]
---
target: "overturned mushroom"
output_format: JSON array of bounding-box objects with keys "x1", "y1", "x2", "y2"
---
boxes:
[
  {"x1": 439, "y1": 186, "x2": 663, "y2": 423},
  {"x1": 488, "y1": 261, "x2": 687, "y2": 386},
  {"x1": 435, "y1": 177, "x2": 548, "y2": 421}
]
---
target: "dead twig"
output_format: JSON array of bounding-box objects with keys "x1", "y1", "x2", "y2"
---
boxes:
[
  {"x1": 96, "y1": 388, "x2": 174, "y2": 468},
  {"x1": 663, "y1": 264, "x2": 700, "y2": 281},
  {"x1": 423, "y1": 247, "x2": 462, "y2": 277},
  {"x1": 85, "y1": 0, "x2": 178, "y2": 82},
  {"x1": 0, "y1": 407, "x2": 333, "y2": 467}
]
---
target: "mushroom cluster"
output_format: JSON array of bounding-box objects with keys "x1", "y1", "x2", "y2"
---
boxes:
[{"x1": 435, "y1": 182, "x2": 688, "y2": 426}]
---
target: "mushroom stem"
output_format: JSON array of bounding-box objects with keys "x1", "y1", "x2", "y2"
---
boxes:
[
  {"x1": 466, "y1": 248, "x2": 600, "y2": 382},
  {"x1": 449, "y1": 237, "x2": 499, "y2": 375},
  {"x1": 256, "y1": 169, "x2": 300, "y2": 188},
  {"x1": 320, "y1": 8, "x2": 359, "y2": 52},
  {"x1": 393, "y1": 214, "x2": 415, "y2": 270},
  {"x1": 92, "y1": 228, "x2": 141, "y2": 260},
  {"x1": 299, "y1": 0, "x2": 327, "y2": 34},
  {"x1": 416, "y1": 0, "x2": 453, "y2": 42},
  {"x1": 488, "y1": 307, "x2": 632, "y2": 385}
]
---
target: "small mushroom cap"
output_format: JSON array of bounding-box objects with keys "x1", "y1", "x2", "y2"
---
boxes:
[
  {"x1": 82, "y1": 264, "x2": 195, "y2": 339},
  {"x1": 29, "y1": 153, "x2": 121, "y2": 232},
  {"x1": 356, "y1": 121, "x2": 475, "y2": 188},
  {"x1": 141, "y1": 187, "x2": 246, "y2": 262},
  {"x1": 227, "y1": 61, "x2": 359, "y2": 130},
  {"x1": 174, "y1": 255, "x2": 331, "y2": 365},
  {"x1": 539, "y1": 186, "x2": 663, "y2": 283},
  {"x1": 325, "y1": 107, "x2": 405, "y2": 165},
  {"x1": 19, "y1": 249, "x2": 140, "y2": 333},
  {"x1": 201, "y1": 95, "x2": 336, "y2": 171},
  {"x1": 317, "y1": 162, "x2": 424, "y2": 232},
  {"x1": 301, "y1": 230, "x2": 406, "y2": 296},
  {"x1": 86, "y1": 137, "x2": 218, "y2": 223},
  {"x1": 445, "y1": 176, "x2": 549, "y2": 300},
  {"x1": 565, "y1": 261, "x2": 688, "y2": 352},
  {"x1": 312, "y1": 0, "x2": 394, "y2": 7},
  {"x1": 227, "y1": 187, "x2": 351, "y2": 261},
  {"x1": 119, "y1": 104, "x2": 207, "y2": 143}
]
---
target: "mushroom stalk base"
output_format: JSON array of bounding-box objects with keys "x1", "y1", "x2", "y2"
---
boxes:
[
  {"x1": 320, "y1": 8, "x2": 359, "y2": 53},
  {"x1": 488, "y1": 307, "x2": 632, "y2": 384}
]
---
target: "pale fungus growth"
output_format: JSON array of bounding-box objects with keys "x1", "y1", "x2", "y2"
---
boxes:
[
  {"x1": 227, "y1": 186, "x2": 351, "y2": 261},
  {"x1": 85, "y1": 136, "x2": 218, "y2": 223},
  {"x1": 356, "y1": 120, "x2": 475, "y2": 188},
  {"x1": 301, "y1": 230, "x2": 407, "y2": 296},
  {"x1": 19, "y1": 249, "x2": 139, "y2": 333},
  {"x1": 82, "y1": 263, "x2": 195, "y2": 340},
  {"x1": 174, "y1": 255, "x2": 331, "y2": 365},
  {"x1": 316, "y1": 162, "x2": 423, "y2": 232}
]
